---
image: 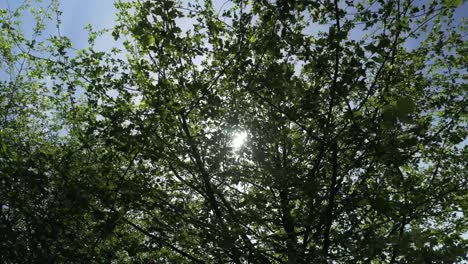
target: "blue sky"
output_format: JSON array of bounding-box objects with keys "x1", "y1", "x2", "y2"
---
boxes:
[
  {"x1": 0, "y1": 0, "x2": 117, "y2": 51},
  {"x1": 59, "y1": 0, "x2": 117, "y2": 50},
  {"x1": 57, "y1": 0, "x2": 466, "y2": 49},
  {"x1": 1, "y1": 0, "x2": 466, "y2": 52}
]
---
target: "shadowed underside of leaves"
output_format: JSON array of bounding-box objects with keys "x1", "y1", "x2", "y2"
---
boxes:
[{"x1": 0, "y1": 0, "x2": 467, "y2": 263}]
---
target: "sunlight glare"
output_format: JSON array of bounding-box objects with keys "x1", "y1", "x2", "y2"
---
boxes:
[{"x1": 231, "y1": 131, "x2": 247, "y2": 150}]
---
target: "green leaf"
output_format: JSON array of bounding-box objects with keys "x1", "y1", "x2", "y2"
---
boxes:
[
  {"x1": 249, "y1": 34, "x2": 256, "y2": 43},
  {"x1": 382, "y1": 104, "x2": 396, "y2": 129},
  {"x1": 1, "y1": 142, "x2": 7, "y2": 154},
  {"x1": 396, "y1": 97, "x2": 415, "y2": 116},
  {"x1": 444, "y1": 0, "x2": 462, "y2": 7}
]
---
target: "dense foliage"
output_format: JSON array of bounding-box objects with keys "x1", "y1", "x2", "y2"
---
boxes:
[{"x1": 1, "y1": 0, "x2": 467, "y2": 263}]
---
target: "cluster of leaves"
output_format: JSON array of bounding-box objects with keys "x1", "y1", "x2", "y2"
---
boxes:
[{"x1": 1, "y1": 0, "x2": 467, "y2": 263}]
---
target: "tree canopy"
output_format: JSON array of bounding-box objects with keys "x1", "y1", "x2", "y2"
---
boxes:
[{"x1": 1, "y1": 0, "x2": 467, "y2": 263}]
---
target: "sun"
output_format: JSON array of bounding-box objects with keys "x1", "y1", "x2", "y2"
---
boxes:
[{"x1": 231, "y1": 131, "x2": 247, "y2": 150}]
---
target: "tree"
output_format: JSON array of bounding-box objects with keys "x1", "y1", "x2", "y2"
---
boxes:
[{"x1": 1, "y1": 0, "x2": 467, "y2": 263}]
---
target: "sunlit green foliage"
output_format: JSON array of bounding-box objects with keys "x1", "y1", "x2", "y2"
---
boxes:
[{"x1": 1, "y1": 0, "x2": 467, "y2": 263}]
